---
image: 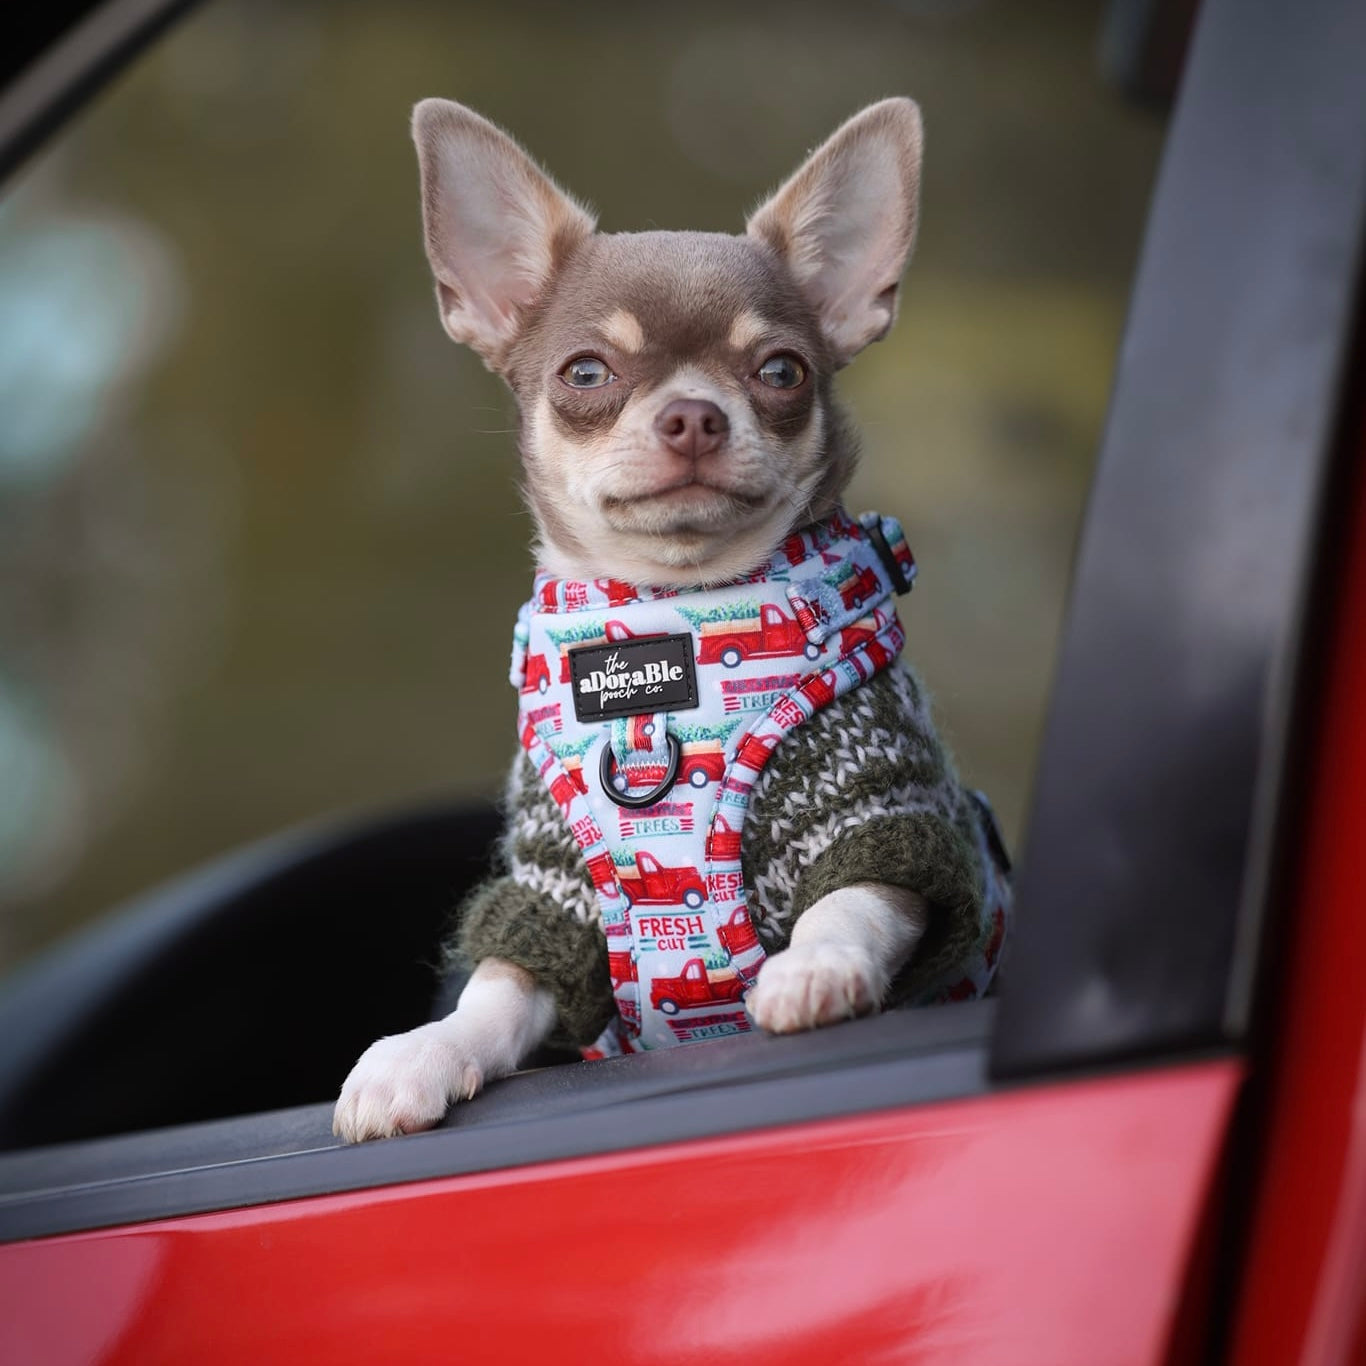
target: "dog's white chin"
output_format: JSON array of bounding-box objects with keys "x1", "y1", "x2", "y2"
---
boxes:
[
  {"x1": 540, "y1": 493, "x2": 795, "y2": 588},
  {"x1": 601, "y1": 481, "x2": 767, "y2": 532}
]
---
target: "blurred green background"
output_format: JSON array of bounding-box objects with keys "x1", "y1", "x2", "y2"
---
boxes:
[{"x1": 0, "y1": 0, "x2": 1166, "y2": 973}]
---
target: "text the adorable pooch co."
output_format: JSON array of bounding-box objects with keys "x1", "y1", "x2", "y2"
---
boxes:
[{"x1": 568, "y1": 634, "x2": 699, "y2": 722}]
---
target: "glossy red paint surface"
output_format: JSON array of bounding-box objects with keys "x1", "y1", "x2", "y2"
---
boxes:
[
  {"x1": 1227, "y1": 418, "x2": 1366, "y2": 1364},
  {"x1": 0, "y1": 1061, "x2": 1239, "y2": 1366}
]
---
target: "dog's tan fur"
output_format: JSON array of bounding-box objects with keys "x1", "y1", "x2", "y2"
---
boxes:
[{"x1": 599, "y1": 309, "x2": 645, "y2": 354}]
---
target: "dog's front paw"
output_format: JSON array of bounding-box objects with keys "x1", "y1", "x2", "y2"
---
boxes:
[
  {"x1": 332, "y1": 1021, "x2": 482, "y2": 1144},
  {"x1": 746, "y1": 941, "x2": 884, "y2": 1034}
]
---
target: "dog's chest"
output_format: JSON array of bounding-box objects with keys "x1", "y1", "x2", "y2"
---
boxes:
[{"x1": 505, "y1": 510, "x2": 916, "y2": 1052}]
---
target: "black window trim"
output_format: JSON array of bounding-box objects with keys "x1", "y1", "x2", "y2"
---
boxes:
[
  {"x1": 0, "y1": 1002, "x2": 996, "y2": 1243},
  {"x1": 989, "y1": 0, "x2": 1366, "y2": 1077}
]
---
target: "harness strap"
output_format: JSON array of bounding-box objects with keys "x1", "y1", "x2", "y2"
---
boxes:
[{"x1": 513, "y1": 508, "x2": 918, "y2": 1053}]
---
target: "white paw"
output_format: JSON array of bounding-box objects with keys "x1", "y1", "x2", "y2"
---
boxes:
[
  {"x1": 746, "y1": 940, "x2": 885, "y2": 1035},
  {"x1": 332, "y1": 1021, "x2": 482, "y2": 1144}
]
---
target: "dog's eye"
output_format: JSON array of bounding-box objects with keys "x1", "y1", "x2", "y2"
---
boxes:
[
  {"x1": 756, "y1": 354, "x2": 806, "y2": 389},
  {"x1": 561, "y1": 356, "x2": 616, "y2": 389}
]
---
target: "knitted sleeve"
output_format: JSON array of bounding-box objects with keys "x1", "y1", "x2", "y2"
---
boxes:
[
  {"x1": 445, "y1": 754, "x2": 617, "y2": 1046},
  {"x1": 741, "y1": 664, "x2": 987, "y2": 1001}
]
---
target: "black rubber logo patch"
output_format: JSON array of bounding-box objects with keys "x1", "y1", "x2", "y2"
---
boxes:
[{"x1": 568, "y1": 634, "x2": 699, "y2": 721}]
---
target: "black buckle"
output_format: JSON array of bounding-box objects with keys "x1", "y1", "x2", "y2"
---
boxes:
[
  {"x1": 865, "y1": 519, "x2": 912, "y2": 595},
  {"x1": 600, "y1": 734, "x2": 682, "y2": 808}
]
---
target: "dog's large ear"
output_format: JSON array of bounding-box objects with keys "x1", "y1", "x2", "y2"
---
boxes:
[
  {"x1": 412, "y1": 99, "x2": 595, "y2": 368},
  {"x1": 747, "y1": 98, "x2": 922, "y2": 366}
]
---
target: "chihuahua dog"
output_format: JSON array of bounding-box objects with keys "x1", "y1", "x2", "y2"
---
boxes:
[{"x1": 334, "y1": 96, "x2": 1005, "y2": 1143}]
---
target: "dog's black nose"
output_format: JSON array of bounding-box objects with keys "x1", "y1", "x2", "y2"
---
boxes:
[{"x1": 655, "y1": 399, "x2": 729, "y2": 459}]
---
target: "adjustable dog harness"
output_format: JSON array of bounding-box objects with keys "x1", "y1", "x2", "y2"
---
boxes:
[{"x1": 510, "y1": 507, "x2": 996, "y2": 1057}]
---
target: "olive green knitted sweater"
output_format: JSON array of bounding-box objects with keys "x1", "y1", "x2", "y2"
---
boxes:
[{"x1": 448, "y1": 663, "x2": 990, "y2": 1045}]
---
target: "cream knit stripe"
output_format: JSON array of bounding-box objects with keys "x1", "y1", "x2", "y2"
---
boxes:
[
  {"x1": 501, "y1": 755, "x2": 601, "y2": 884},
  {"x1": 795, "y1": 664, "x2": 928, "y2": 744},
  {"x1": 753, "y1": 670, "x2": 944, "y2": 803},
  {"x1": 758, "y1": 728, "x2": 947, "y2": 834},
  {"x1": 743, "y1": 669, "x2": 952, "y2": 901},
  {"x1": 751, "y1": 782, "x2": 953, "y2": 924},
  {"x1": 508, "y1": 806, "x2": 573, "y2": 850},
  {"x1": 507, "y1": 857, "x2": 601, "y2": 924}
]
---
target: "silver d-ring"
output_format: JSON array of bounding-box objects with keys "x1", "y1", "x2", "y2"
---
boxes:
[{"x1": 600, "y1": 734, "x2": 682, "y2": 809}]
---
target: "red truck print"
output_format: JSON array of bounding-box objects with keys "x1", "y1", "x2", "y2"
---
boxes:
[
  {"x1": 680, "y1": 740, "x2": 725, "y2": 788},
  {"x1": 650, "y1": 958, "x2": 746, "y2": 1015},
  {"x1": 717, "y1": 906, "x2": 760, "y2": 957},
  {"x1": 733, "y1": 730, "x2": 784, "y2": 775},
  {"x1": 618, "y1": 851, "x2": 706, "y2": 909},
  {"x1": 562, "y1": 753, "x2": 587, "y2": 791},
  {"x1": 837, "y1": 617, "x2": 878, "y2": 654},
  {"x1": 522, "y1": 652, "x2": 552, "y2": 694},
  {"x1": 585, "y1": 851, "x2": 620, "y2": 894},
  {"x1": 608, "y1": 951, "x2": 637, "y2": 989},
  {"x1": 697, "y1": 603, "x2": 821, "y2": 668},
  {"x1": 863, "y1": 634, "x2": 896, "y2": 673},
  {"x1": 707, "y1": 815, "x2": 744, "y2": 861},
  {"x1": 834, "y1": 564, "x2": 880, "y2": 611},
  {"x1": 603, "y1": 734, "x2": 680, "y2": 792},
  {"x1": 548, "y1": 764, "x2": 589, "y2": 809},
  {"x1": 800, "y1": 668, "x2": 840, "y2": 709},
  {"x1": 603, "y1": 619, "x2": 659, "y2": 644},
  {"x1": 594, "y1": 578, "x2": 639, "y2": 606},
  {"x1": 607, "y1": 759, "x2": 671, "y2": 791}
]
